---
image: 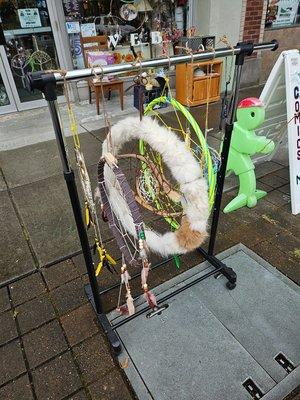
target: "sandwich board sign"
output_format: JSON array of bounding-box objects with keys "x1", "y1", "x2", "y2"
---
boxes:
[{"x1": 258, "y1": 50, "x2": 300, "y2": 215}]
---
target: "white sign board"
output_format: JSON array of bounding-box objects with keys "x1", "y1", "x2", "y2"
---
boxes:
[
  {"x1": 272, "y1": 0, "x2": 298, "y2": 27},
  {"x1": 80, "y1": 23, "x2": 96, "y2": 37},
  {"x1": 285, "y1": 50, "x2": 300, "y2": 214},
  {"x1": 18, "y1": 9, "x2": 41, "y2": 29},
  {"x1": 66, "y1": 21, "x2": 80, "y2": 34},
  {"x1": 259, "y1": 50, "x2": 300, "y2": 215}
]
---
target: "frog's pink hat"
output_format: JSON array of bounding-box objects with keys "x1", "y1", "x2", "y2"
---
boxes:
[{"x1": 238, "y1": 97, "x2": 264, "y2": 108}]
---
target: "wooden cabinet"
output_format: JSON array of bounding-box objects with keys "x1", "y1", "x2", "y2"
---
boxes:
[{"x1": 176, "y1": 59, "x2": 223, "y2": 106}]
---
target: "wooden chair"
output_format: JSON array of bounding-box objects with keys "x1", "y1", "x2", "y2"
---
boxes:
[{"x1": 80, "y1": 35, "x2": 124, "y2": 115}]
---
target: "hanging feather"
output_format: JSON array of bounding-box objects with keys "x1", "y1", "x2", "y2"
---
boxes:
[
  {"x1": 141, "y1": 266, "x2": 149, "y2": 286},
  {"x1": 143, "y1": 240, "x2": 150, "y2": 254},
  {"x1": 143, "y1": 283, "x2": 157, "y2": 309},
  {"x1": 121, "y1": 268, "x2": 125, "y2": 284},
  {"x1": 116, "y1": 305, "x2": 129, "y2": 315},
  {"x1": 144, "y1": 290, "x2": 157, "y2": 309},
  {"x1": 95, "y1": 260, "x2": 103, "y2": 276},
  {"x1": 96, "y1": 242, "x2": 103, "y2": 258},
  {"x1": 106, "y1": 252, "x2": 117, "y2": 266},
  {"x1": 121, "y1": 265, "x2": 131, "y2": 283},
  {"x1": 139, "y1": 248, "x2": 148, "y2": 260},
  {"x1": 126, "y1": 291, "x2": 135, "y2": 316},
  {"x1": 101, "y1": 207, "x2": 108, "y2": 222},
  {"x1": 95, "y1": 243, "x2": 105, "y2": 276},
  {"x1": 185, "y1": 127, "x2": 191, "y2": 150},
  {"x1": 85, "y1": 202, "x2": 91, "y2": 228},
  {"x1": 124, "y1": 270, "x2": 131, "y2": 283},
  {"x1": 94, "y1": 187, "x2": 101, "y2": 203}
]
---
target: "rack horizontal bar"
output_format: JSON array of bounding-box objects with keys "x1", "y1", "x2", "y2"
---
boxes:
[
  {"x1": 109, "y1": 265, "x2": 222, "y2": 330},
  {"x1": 28, "y1": 40, "x2": 278, "y2": 88},
  {"x1": 85, "y1": 262, "x2": 222, "y2": 339}
]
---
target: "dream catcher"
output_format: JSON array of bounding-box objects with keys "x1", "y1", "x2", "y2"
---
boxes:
[
  {"x1": 28, "y1": 36, "x2": 53, "y2": 72},
  {"x1": 6, "y1": 40, "x2": 31, "y2": 88},
  {"x1": 63, "y1": 81, "x2": 116, "y2": 277}
]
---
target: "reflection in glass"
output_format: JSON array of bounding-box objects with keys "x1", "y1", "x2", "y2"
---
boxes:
[
  {"x1": 0, "y1": 72, "x2": 10, "y2": 107},
  {"x1": 0, "y1": 0, "x2": 60, "y2": 103}
]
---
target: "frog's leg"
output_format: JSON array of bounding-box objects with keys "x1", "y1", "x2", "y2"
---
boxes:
[{"x1": 224, "y1": 169, "x2": 267, "y2": 213}]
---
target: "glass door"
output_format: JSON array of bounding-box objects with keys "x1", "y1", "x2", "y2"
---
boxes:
[{"x1": 0, "y1": 0, "x2": 61, "y2": 112}]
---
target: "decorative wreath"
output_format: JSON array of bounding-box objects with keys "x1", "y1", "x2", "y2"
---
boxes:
[{"x1": 102, "y1": 116, "x2": 209, "y2": 257}]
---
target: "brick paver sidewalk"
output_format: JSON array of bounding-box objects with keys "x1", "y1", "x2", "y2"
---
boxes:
[{"x1": 0, "y1": 165, "x2": 299, "y2": 399}]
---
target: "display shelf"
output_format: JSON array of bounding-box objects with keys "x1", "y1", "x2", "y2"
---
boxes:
[{"x1": 176, "y1": 59, "x2": 223, "y2": 106}]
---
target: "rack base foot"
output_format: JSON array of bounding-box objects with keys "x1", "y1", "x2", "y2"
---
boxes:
[
  {"x1": 226, "y1": 280, "x2": 236, "y2": 290},
  {"x1": 198, "y1": 247, "x2": 237, "y2": 289},
  {"x1": 85, "y1": 284, "x2": 122, "y2": 355},
  {"x1": 221, "y1": 265, "x2": 237, "y2": 288}
]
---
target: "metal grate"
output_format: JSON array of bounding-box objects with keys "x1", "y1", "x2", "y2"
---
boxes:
[
  {"x1": 275, "y1": 353, "x2": 295, "y2": 373},
  {"x1": 243, "y1": 378, "x2": 264, "y2": 399}
]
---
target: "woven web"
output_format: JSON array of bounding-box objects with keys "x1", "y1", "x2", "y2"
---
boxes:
[{"x1": 100, "y1": 163, "x2": 143, "y2": 266}]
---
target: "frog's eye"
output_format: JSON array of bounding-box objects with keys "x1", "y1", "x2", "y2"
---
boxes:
[{"x1": 251, "y1": 111, "x2": 255, "y2": 117}]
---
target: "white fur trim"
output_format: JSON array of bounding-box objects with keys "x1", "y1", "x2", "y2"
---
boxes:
[{"x1": 102, "y1": 116, "x2": 209, "y2": 256}]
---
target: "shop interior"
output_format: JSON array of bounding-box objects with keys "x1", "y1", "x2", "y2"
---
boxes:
[{"x1": 0, "y1": 0, "x2": 219, "y2": 113}]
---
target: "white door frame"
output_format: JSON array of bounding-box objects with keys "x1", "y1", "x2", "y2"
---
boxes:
[
  {"x1": 48, "y1": 0, "x2": 74, "y2": 72},
  {"x1": 48, "y1": 0, "x2": 79, "y2": 101},
  {"x1": 0, "y1": 48, "x2": 17, "y2": 114}
]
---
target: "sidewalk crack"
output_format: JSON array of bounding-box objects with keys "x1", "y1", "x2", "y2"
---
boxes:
[{"x1": 0, "y1": 167, "x2": 39, "y2": 268}]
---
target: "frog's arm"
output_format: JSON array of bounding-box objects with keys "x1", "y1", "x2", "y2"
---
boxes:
[{"x1": 231, "y1": 124, "x2": 275, "y2": 155}]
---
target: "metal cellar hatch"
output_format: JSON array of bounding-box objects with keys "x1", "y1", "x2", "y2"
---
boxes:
[{"x1": 109, "y1": 244, "x2": 300, "y2": 400}]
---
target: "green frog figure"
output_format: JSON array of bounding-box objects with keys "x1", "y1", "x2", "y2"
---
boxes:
[{"x1": 224, "y1": 97, "x2": 275, "y2": 213}]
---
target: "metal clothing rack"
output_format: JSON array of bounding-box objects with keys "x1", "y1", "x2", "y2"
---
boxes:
[{"x1": 27, "y1": 39, "x2": 278, "y2": 354}]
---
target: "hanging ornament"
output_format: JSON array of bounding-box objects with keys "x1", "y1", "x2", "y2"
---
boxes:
[{"x1": 120, "y1": 4, "x2": 138, "y2": 21}]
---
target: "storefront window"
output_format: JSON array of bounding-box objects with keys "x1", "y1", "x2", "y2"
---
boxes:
[
  {"x1": 0, "y1": 0, "x2": 59, "y2": 103},
  {"x1": 265, "y1": 0, "x2": 300, "y2": 28},
  {"x1": 62, "y1": 0, "x2": 187, "y2": 69}
]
